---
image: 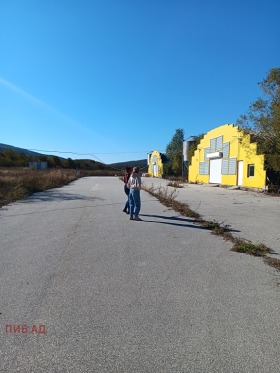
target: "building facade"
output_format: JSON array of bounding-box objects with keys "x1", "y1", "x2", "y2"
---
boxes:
[
  {"x1": 147, "y1": 150, "x2": 166, "y2": 177},
  {"x1": 188, "y1": 124, "x2": 266, "y2": 189},
  {"x1": 29, "y1": 161, "x2": 48, "y2": 170}
]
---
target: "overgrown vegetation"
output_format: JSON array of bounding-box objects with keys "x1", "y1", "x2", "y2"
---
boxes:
[
  {"x1": 263, "y1": 257, "x2": 280, "y2": 271},
  {"x1": 0, "y1": 168, "x2": 122, "y2": 207},
  {"x1": 0, "y1": 168, "x2": 79, "y2": 206},
  {"x1": 142, "y1": 183, "x2": 201, "y2": 219},
  {"x1": 142, "y1": 183, "x2": 280, "y2": 274},
  {"x1": 167, "y1": 180, "x2": 184, "y2": 188},
  {"x1": 163, "y1": 129, "x2": 184, "y2": 177},
  {"x1": 187, "y1": 134, "x2": 205, "y2": 167},
  {"x1": 200, "y1": 220, "x2": 231, "y2": 236},
  {"x1": 162, "y1": 130, "x2": 205, "y2": 179},
  {"x1": 231, "y1": 240, "x2": 271, "y2": 257},
  {"x1": 0, "y1": 148, "x2": 123, "y2": 207},
  {"x1": 237, "y1": 67, "x2": 280, "y2": 187}
]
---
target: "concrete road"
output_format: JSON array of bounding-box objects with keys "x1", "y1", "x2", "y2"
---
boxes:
[
  {"x1": 142, "y1": 178, "x2": 280, "y2": 255},
  {"x1": 0, "y1": 177, "x2": 279, "y2": 373}
]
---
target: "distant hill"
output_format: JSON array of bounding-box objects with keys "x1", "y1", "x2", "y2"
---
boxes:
[
  {"x1": 0, "y1": 143, "x2": 148, "y2": 171},
  {"x1": 109, "y1": 159, "x2": 148, "y2": 172},
  {"x1": 0, "y1": 143, "x2": 106, "y2": 170},
  {"x1": 0, "y1": 143, "x2": 45, "y2": 157}
]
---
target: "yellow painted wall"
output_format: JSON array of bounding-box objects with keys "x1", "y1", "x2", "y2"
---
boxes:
[
  {"x1": 188, "y1": 124, "x2": 266, "y2": 188},
  {"x1": 148, "y1": 150, "x2": 164, "y2": 177},
  {"x1": 239, "y1": 133, "x2": 266, "y2": 188},
  {"x1": 188, "y1": 135, "x2": 209, "y2": 184}
]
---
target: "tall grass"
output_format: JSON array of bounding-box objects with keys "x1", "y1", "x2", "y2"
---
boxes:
[
  {"x1": 0, "y1": 168, "x2": 124, "y2": 207},
  {"x1": 0, "y1": 168, "x2": 79, "y2": 207},
  {"x1": 81, "y1": 170, "x2": 123, "y2": 177}
]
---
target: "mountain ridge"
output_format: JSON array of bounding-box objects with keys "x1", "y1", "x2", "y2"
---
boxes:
[{"x1": 0, "y1": 143, "x2": 147, "y2": 169}]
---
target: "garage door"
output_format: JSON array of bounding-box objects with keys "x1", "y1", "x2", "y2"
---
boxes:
[{"x1": 209, "y1": 159, "x2": 222, "y2": 183}]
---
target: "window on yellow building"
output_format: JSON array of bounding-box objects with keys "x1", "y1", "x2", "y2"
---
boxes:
[
  {"x1": 210, "y1": 136, "x2": 223, "y2": 152},
  {"x1": 222, "y1": 158, "x2": 237, "y2": 175},
  {"x1": 222, "y1": 142, "x2": 229, "y2": 158},
  {"x1": 199, "y1": 161, "x2": 209, "y2": 175},
  {"x1": 248, "y1": 164, "x2": 255, "y2": 177}
]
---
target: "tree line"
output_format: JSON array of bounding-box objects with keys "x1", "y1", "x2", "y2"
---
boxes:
[
  {"x1": 237, "y1": 67, "x2": 280, "y2": 175},
  {"x1": 0, "y1": 150, "x2": 112, "y2": 171}
]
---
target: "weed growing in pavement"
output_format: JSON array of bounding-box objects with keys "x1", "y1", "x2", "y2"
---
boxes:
[
  {"x1": 200, "y1": 220, "x2": 232, "y2": 236},
  {"x1": 167, "y1": 180, "x2": 184, "y2": 188},
  {"x1": 263, "y1": 257, "x2": 280, "y2": 271},
  {"x1": 142, "y1": 182, "x2": 280, "y2": 276},
  {"x1": 142, "y1": 183, "x2": 200, "y2": 219},
  {"x1": 231, "y1": 240, "x2": 271, "y2": 257}
]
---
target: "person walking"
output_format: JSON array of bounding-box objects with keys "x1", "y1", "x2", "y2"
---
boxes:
[
  {"x1": 127, "y1": 166, "x2": 142, "y2": 221},
  {"x1": 123, "y1": 167, "x2": 132, "y2": 214}
]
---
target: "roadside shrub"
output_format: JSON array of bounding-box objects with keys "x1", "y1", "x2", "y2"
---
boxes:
[
  {"x1": 167, "y1": 180, "x2": 184, "y2": 188},
  {"x1": 0, "y1": 168, "x2": 78, "y2": 207}
]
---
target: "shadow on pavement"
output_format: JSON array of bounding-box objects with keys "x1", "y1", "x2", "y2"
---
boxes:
[
  {"x1": 20, "y1": 191, "x2": 104, "y2": 204},
  {"x1": 140, "y1": 214, "x2": 240, "y2": 232},
  {"x1": 140, "y1": 214, "x2": 194, "y2": 223},
  {"x1": 140, "y1": 219, "x2": 210, "y2": 230}
]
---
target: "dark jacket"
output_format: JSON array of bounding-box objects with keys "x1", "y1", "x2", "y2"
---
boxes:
[{"x1": 123, "y1": 172, "x2": 131, "y2": 195}]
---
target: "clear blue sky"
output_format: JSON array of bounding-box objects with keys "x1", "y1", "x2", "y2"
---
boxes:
[{"x1": 1, "y1": 0, "x2": 279, "y2": 164}]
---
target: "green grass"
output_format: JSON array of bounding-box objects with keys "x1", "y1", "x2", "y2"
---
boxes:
[{"x1": 231, "y1": 240, "x2": 271, "y2": 257}]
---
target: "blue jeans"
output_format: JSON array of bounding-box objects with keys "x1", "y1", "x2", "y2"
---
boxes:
[
  {"x1": 124, "y1": 196, "x2": 130, "y2": 212},
  {"x1": 129, "y1": 189, "x2": 141, "y2": 217},
  {"x1": 124, "y1": 186, "x2": 130, "y2": 212}
]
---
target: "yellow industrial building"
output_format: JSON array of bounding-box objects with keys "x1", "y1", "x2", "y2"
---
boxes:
[
  {"x1": 188, "y1": 124, "x2": 266, "y2": 189},
  {"x1": 147, "y1": 150, "x2": 166, "y2": 177}
]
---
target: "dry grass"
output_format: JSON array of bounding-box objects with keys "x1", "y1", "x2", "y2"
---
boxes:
[
  {"x1": 142, "y1": 183, "x2": 280, "y2": 275},
  {"x1": 0, "y1": 168, "x2": 79, "y2": 207},
  {"x1": 167, "y1": 180, "x2": 184, "y2": 188},
  {"x1": 200, "y1": 220, "x2": 232, "y2": 236},
  {"x1": 263, "y1": 257, "x2": 280, "y2": 270},
  {"x1": 82, "y1": 170, "x2": 123, "y2": 177},
  {"x1": 142, "y1": 184, "x2": 201, "y2": 219},
  {"x1": 1, "y1": 168, "x2": 124, "y2": 207},
  {"x1": 231, "y1": 239, "x2": 271, "y2": 257}
]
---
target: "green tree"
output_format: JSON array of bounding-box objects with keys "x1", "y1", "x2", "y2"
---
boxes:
[
  {"x1": 38, "y1": 155, "x2": 49, "y2": 162},
  {"x1": 187, "y1": 134, "x2": 205, "y2": 165},
  {"x1": 50, "y1": 156, "x2": 62, "y2": 168},
  {"x1": 164, "y1": 128, "x2": 184, "y2": 176},
  {"x1": 237, "y1": 67, "x2": 280, "y2": 173},
  {"x1": 63, "y1": 157, "x2": 76, "y2": 169},
  {"x1": 1, "y1": 150, "x2": 29, "y2": 167}
]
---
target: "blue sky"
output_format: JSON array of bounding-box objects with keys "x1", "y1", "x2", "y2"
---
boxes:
[{"x1": 1, "y1": 0, "x2": 279, "y2": 164}]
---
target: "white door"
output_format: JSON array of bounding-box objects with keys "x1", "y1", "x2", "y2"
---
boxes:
[
  {"x1": 237, "y1": 161, "x2": 243, "y2": 186},
  {"x1": 153, "y1": 164, "x2": 158, "y2": 176},
  {"x1": 209, "y1": 159, "x2": 222, "y2": 183}
]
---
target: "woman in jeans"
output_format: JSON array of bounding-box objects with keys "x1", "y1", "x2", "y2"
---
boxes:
[
  {"x1": 127, "y1": 167, "x2": 142, "y2": 221},
  {"x1": 123, "y1": 167, "x2": 132, "y2": 214}
]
